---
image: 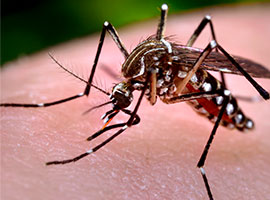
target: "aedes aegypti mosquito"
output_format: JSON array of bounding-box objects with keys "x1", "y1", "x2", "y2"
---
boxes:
[{"x1": 1, "y1": 4, "x2": 270, "y2": 200}]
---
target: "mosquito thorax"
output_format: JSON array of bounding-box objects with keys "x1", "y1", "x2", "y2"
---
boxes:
[
  {"x1": 121, "y1": 38, "x2": 170, "y2": 79},
  {"x1": 111, "y1": 82, "x2": 133, "y2": 109}
]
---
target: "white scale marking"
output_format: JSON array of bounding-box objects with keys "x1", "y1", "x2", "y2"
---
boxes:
[
  {"x1": 215, "y1": 96, "x2": 224, "y2": 105},
  {"x1": 219, "y1": 68, "x2": 232, "y2": 73},
  {"x1": 161, "y1": 38, "x2": 172, "y2": 53},
  {"x1": 153, "y1": 56, "x2": 159, "y2": 61},
  {"x1": 144, "y1": 47, "x2": 164, "y2": 55},
  {"x1": 161, "y1": 4, "x2": 168, "y2": 10},
  {"x1": 155, "y1": 61, "x2": 160, "y2": 66},
  {"x1": 159, "y1": 87, "x2": 168, "y2": 95},
  {"x1": 178, "y1": 71, "x2": 187, "y2": 78},
  {"x1": 210, "y1": 40, "x2": 217, "y2": 48},
  {"x1": 103, "y1": 116, "x2": 109, "y2": 124},
  {"x1": 202, "y1": 82, "x2": 212, "y2": 92},
  {"x1": 172, "y1": 56, "x2": 179, "y2": 61},
  {"x1": 101, "y1": 113, "x2": 106, "y2": 120},
  {"x1": 133, "y1": 83, "x2": 143, "y2": 89},
  {"x1": 245, "y1": 120, "x2": 254, "y2": 129},
  {"x1": 166, "y1": 68, "x2": 172, "y2": 75},
  {"x1": 137, "y1": 56, "x2": 145, "y2": 77},
  {"x1": 211, "y1": 116, "x2": 218, "y2": 123},
  {"x1": 224, "y1": 90, "x2": 231, "y2": 96},
  {"x1": 205, "y1": 15, "x2": 211, "y2": 20},
  {"x1": 87, "y1": 149, "x2": 93, "y2": 154},
  {"x1": 122, "y1": 125, "x2": 128, "y2": 130},
  {"x1": 169, "y1": 84, "x2": 177, "y2": 94},
  {"x1": 226, "y1": 103, "x2": 234, "y2": 115},
  {"x1": 157, "y1": 79, "x2": 164, "y2": 88},
  {"x1": 235, "y1": 114, "x2": 243, "y2": 124},
  {"x1": 165, "y1": 74, "x2": 171, "y2": 82},
  {"x1": 200, "y1": 167, "x2": 206, "y2": 175},
  {"x1": 198, "y1": 107, "x2": 208, "y2": 114},
  {"x1": 190, "y1": 74, "x2": 198, "y2": 83}
]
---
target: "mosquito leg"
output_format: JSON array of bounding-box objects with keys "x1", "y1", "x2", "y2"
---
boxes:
[
  {"x1": 86, "y1": 110, "x2": 140, "y2": 141},
  {"x1": 84, "y1": 21, "x2": 129, "y2": 96},
  {"x1": 217, "y1": 44, "x2": 269, "y2": 100},
  {"x1": 0, "y1": 81, "x2": 108, "y2": 108},
  {"x1": 196, "y1": 90, "x2": 230, "y2": 200},
  {"x1": 46, "y1": 121, "x2": 128, "y2": 165},
  {"x1": 156, "y1": 4, "x2": 168, "y2": 40},
  {"x1": 149, "y1": 69, "x2": 158, "y2": 105},
  {"x1": 167, "y1": 89, "x2": 223, "y2": 104},
  {"x1": 122, "y1": 109, "x2": 141, "y2": 123},
  {"x1": 86, "y1": 123, "x2": 126, "y2": 142},
  {"x1": 46, "y1": 118, "x2": 131, "y2": 165},
  {"x1": 186, "y1": 15, "x2": 216, "y2": 47},
  {"x1": 1, "y1": 51, "x2": 88, "y2": 108},
  {"x1": 1, "y1": 22, "x2": 127, "y2": 107},
  {"x1": 220, "y1": 72, "x2": 227, "y2": 88},
  {"x1": 176, "y1": 40, "x2": 217, "y2": 94},
  {"x1": 87, "y1": 109, "x2": 139, "y2": 141},
  {"x1": 0, "y1": 93, "x2": 85, "y2": 108},
  {"x1": 186, "y1": 16, "x2": 268, "y2": 98},
  {"x1": 186, "y1": 15, "x2": 228, "y2": 88},
  {"x1": 46, "y1": 81, "x2": 147, "y2": 165}
]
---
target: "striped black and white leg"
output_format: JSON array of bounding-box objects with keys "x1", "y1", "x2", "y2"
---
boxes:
[
  {"x1": 1, "y1": 21, "x2": 128, "y2": 108},
  {"x1": 46, "y1": 80, "x2": 147, "y2": 165},
  {"x1": 196, "y1": 90, "x2": 230, "y2": 200}
]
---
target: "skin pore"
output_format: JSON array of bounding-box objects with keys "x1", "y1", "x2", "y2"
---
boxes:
[{"x1": 1, "y1": 5, "x2": 270, "y2": 200}]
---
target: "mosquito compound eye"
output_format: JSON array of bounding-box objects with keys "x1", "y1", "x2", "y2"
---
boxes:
[{"x1": 113, "y1": 91, "x2": 133, "y2": 108}]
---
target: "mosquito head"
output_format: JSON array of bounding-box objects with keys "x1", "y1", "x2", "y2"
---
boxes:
[{"x1": 111, "y1": 82, "x2": 133, "y2": 109}]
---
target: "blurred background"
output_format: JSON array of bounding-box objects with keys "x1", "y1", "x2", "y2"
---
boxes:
[{"x1": 1, "y1": 0, "x2": 268, "y2": 65}]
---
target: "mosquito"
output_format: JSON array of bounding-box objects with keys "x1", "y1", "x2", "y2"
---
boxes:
[{"x1": 1, "y1": 4, "x2": 270, "y2": 200}]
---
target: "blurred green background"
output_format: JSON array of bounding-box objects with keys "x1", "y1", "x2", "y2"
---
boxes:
[{"x1": 1, "y1": 0, "x2": 268, "y2": 65}]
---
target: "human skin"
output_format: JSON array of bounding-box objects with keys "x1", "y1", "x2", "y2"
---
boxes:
[{"x1": 1, "y1": 5, "x2": 270, "y2": 200}]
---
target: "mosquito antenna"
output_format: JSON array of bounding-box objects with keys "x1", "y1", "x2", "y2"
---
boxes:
[
  {"x1": 82, "y1": 100, "x2": 113, "y2": 115},
  {"x1": 48, "y1": 53, "x2": 110, "y2": 96}
]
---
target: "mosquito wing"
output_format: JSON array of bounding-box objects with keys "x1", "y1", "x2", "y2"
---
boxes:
[{"x1": 172, "y1": 45, "x2": 270, "y2": 78}]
